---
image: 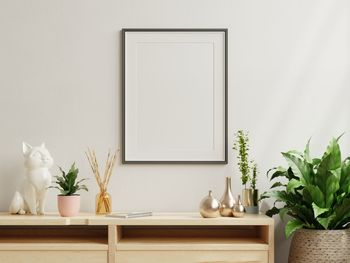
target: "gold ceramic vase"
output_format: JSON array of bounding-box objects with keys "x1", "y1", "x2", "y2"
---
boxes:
[
  {"x1": 220, "y1": 177, "x2": 236, "y2": 217},
  {"x1": 243, "y1": 189, "x2": 260, "y2": 214},
  {"x1": 232, "y1": 195, "x2": 245, "y2": 217},
  {"x1": 242, "y1": 188, "x2": 253, "y2": 207},
  {"x1": 96, "y1": 191, "x2": 112, "y2": 214},
  {"x1": 199, "y1": 190, "x2": 221, "y2": 218}
]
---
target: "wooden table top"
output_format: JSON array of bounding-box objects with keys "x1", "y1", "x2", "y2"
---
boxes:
[{"x1": 0, "y1": 212, "x2": 274, "y2": 226}]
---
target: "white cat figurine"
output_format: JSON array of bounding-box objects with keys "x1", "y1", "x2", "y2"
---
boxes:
[{"x1": 9, "y1": 142, "x2": 53, "y2": 215}]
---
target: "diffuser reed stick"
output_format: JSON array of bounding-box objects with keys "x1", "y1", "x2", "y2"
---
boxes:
[{"x1": 85, "y1": 148, "x2": 119, "y2": 214}]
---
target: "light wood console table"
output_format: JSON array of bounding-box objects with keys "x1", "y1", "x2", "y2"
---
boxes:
[{"x1": 0, "y1": 212, "x2": 274, "y2": 263}]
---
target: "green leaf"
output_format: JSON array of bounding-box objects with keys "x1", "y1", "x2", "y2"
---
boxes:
[
  {"x1": 58, "y1": 166, "x2": 66, "y2": 179},
  {"x1": 312, "y1": 202, "x2": 329, "y2": 218},
  {"x1": 76, "y1": 178, "x2": 88, "y2": 185},
  {"x1": 270, "y1": 182, "x2": 284, "y2": 188},
  {"x1": 312, "y1": 158, "x2": 321, "y2": 166},
  {"x1": 60, "y1": 190, "x2": 70, "y2": 195},
  {"x1": 287, "y1": 150, "x2": 304, "y2": 158},
  {"x1": 286, "y1": 167, "x2": 299, "y2": 180},
  {"x1": 336, "y1": 132, "x2": 345, "y2": 141},
  {"x1": 287, "y1": 179, "x2": 302, "y2": 193},
  {"x1": 333, "y1": 198, "x2": 350, "y2": 228},
  {"x1": 316, "y1": 154, "x2": 340, "y2": 208},
  {"x1": 303, "y1": 185, "x2": 325, "y2": 207},
  {"x1": 285, "y1": 219, "x2": 304, "y2": 239},
  {"x1": 304, "y1": 138, "x2": 312, "y2": 163},
  {"x1": 340, "y1": 159, "x2": 350, "y2": 193},
  {"x1": 259, "y1": 191, "x2": 269, "y2": 201},
  {"x1": 290, "y1": 204, "x2": 317, "y2": 227},
  {"x1": 260, "y1": 190, "x2": 288, "y2": 202},
  {"x1": 320, "y1": 138, "x2": 342, "y2": 171},
  {"x1": 282, "y1": 152, "x2": 311, "y2": 185},
  {"x1": 265, "y1": 206, "x2": 279, "y2": 217},
  {"x1": 325, "y1": 169, "x2": 341, "y2": 207},
  {"x1": 77, "y1": 185, "x2": 88, "y2": 192},
  {"x1": 262, "y1": 190, "x2": 302, "y2": 207},
  {"x1": 317, "y1": 214, "x2": 335, "y2": 229},
  {"x1": 268, "y1": 166, "x2": 287, "y2": 180}
]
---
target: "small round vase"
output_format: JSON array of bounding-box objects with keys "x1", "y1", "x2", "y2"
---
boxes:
[
  {"x1": 57, "y1": 195, "x2": 80, "y2": 217},
  {"x1": 220, "y1": 177, "x2": 236, "y2": 217},
  {"x1": 232, "y1": 195, "x2": 245, "y2": 218},
  {"x1": 199, "y1": 190, "x2": 221, "y2": 218}
]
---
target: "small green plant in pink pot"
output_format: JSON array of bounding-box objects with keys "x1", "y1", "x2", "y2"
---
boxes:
[{"x1": 50, "y1": 163, "x2": 88, "y2": 217}]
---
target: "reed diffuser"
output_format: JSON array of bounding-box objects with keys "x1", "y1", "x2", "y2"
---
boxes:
[{"x1": 86, "y1": 148, "x2": 118, "y2": 214}]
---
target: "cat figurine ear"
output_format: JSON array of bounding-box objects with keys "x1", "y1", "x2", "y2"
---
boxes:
[
  {"x1": 23, "y1": 142, "x2": 32, "y2": 155},
  {"x1": 40, "y1": 143, "x2": 46, "y2": 148}
]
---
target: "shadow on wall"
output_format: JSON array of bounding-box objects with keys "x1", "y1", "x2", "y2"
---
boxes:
[
  {"x1": 0, "y1": 160, "x2": 24, "y2": 210},
  {"x1": 261, "y1": 200, "x2": 291, "y2": 262}
]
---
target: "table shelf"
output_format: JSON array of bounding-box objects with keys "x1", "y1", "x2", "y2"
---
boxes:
[{"x1": 0, "y1": 212, "x2": 274, "y2": 263}]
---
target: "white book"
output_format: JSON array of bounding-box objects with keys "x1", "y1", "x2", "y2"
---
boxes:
[{"x1": 106, "y1": 212, "x2": 153, "y2": 218}]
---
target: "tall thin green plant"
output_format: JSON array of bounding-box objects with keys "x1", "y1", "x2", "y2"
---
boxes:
[
  {"x1": 233, "y1": 130, "x2": 250, "y2": 188},
  {"x1": 251, "y1": 162, "x2": 258, "y2": 190}
]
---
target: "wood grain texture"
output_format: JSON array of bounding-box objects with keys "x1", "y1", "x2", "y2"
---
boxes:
[
  {"x1": 260, "y1": 225, "x2": 274, "y2": 263},
  {"x1": 0, "y1": 241, "x2": 107, "y2": 251},
  {"x1": 0, "y1": 213, "x2": 274, "y2": 263},
  {"x1": 117, "y1": 237, "x2": 268, "y2": 251},
  {"x1": 116, "y1": 251, "x2": 268, "y2": 263},
  {"x1": 108, "y1": 225, "x2": 116, "y2": 263},
  {"x1": 0, "y1": 212, "x2": 273, "y2": 226},
  {"x1": 268, "y1": 224, "x2": 274, "y2": 263},
  {"x1": 0, "y1": 251, "x2": 107, "y2": 263}
]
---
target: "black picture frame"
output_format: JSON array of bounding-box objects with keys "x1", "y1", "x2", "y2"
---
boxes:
[{"x1": 122, "y1": 28, "x2": 228, "y2": 164}]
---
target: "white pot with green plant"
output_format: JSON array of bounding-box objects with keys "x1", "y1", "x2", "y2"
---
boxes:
[
  {"x1": 261, "y1": 136, "x2": 350, "y2": 262},
  {"x1": 50, "y1": 163, "x2": 88, "y2": 217},
  {"x1": 233, "y1": 130, "x2": 259, "y2": 213}
]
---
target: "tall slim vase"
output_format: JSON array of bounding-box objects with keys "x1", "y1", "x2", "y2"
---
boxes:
[
  {"x1": 242, "y1": 188, "x2": 253, "y2": 207},
  {"x1": 243, "y1": 189, "x2": 259, "y2": 214},
  {"x1": 220, "y1": 177, "x2": 236, "y2": 217}
]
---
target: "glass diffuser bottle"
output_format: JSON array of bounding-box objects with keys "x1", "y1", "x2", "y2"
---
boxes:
[
  {"x1": 96, "y1": 191, "x2": 112, "y2": 214},
  {"x1": 86, "y1": 148, "x2": 119, "y2": 216}
]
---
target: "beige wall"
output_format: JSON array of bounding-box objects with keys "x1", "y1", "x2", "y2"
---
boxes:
[{"x1": 0, "y1": 0, "x2": 349, "y2": 261}]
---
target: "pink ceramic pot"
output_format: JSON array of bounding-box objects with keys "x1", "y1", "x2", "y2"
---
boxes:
[{"x1": 57, "y1": 195, "x2": 80, "y2": 217}]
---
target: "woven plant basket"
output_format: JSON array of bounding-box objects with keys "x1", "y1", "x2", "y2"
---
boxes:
[{"x1": 289, "y1": 228, "x2": 350, "y2": 263}]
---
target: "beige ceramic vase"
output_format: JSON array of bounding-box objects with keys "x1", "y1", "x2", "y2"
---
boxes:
[{"x1": 57, "y1": 195, "x2": 80, "y2": 217}]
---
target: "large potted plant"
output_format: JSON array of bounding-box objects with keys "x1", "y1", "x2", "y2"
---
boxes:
[
  {"x1": 50, "y1": 163, "x2": 88, "y2": 217},
  {"x1": 261, "y1": 137, "x2": 350, "y2": 262}
]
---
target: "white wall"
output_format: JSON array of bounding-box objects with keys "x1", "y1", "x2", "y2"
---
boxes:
[{"x1": 0, "y1": 0, "x2": 349, "y2": 261}]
